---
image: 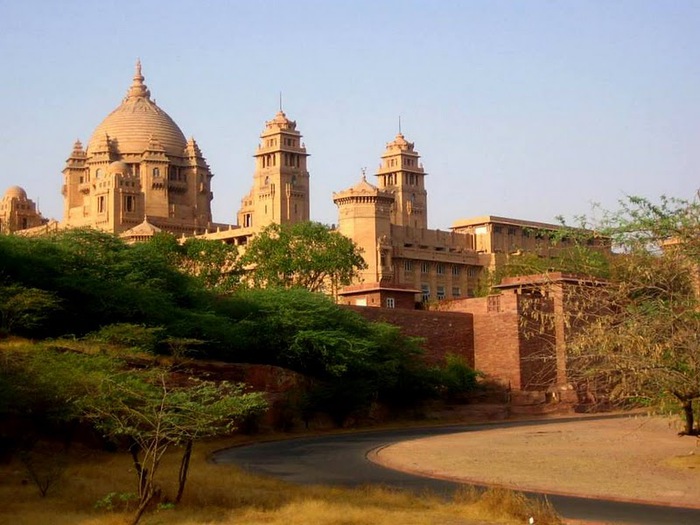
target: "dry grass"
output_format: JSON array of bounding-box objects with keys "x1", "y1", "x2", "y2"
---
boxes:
[{"x1": 0, "y1": 437, "x2": 563, "y2": 525}]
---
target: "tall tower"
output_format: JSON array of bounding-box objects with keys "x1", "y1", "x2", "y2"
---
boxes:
[
  {"x1": 238, "y1": 110, "x2": 310, "y2": 231},
  {"x1": 333, "y1": 174, "x2": 395, "y2": 284},
  {"x1": 375, "y1": 131, "x2": 427, "y2": 229}
]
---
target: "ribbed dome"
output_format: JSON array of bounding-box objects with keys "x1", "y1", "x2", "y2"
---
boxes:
[{"x1": 87, "y1": 61, "x2": 187, "y2": 158}]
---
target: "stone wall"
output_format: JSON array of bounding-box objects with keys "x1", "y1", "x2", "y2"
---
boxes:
[
  {"x1": 439, "y1": 294, "x2": 524, "y2": 388},
  {"x1": 342, "y1": 305, "x2": 474, "y2": 365}
]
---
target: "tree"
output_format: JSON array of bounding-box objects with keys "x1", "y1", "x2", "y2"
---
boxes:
[
  {"x1": 558, "y1": 196, "x2": 700, "y2": 435},
  {"x1": 135, "y1": 234, "x2": 242, "y2": 292},
  {"x1": 242, "y1": 221, "x2": 367, "y2": 293},
  {"x1": 1, "y1": 346, "x2": 267, "y2": 525},
  {"x1": 0, "y1": 284, "x2": 61, "y2": 336},
  {"x1": 79, "y1": 367, "x2": 267, "y2": 523}
]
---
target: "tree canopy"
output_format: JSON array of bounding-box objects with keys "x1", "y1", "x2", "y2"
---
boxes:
[
  {"x1": 241, "y1": 221, "x2": 367, "y2": 293},
  {"x1": 0, "y1": 228, "x2": 452, "y2": 424}
]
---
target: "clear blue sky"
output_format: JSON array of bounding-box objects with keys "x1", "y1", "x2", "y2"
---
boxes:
[{"x1": 1, "y1": 0, "x2": 698, "y2": 228}]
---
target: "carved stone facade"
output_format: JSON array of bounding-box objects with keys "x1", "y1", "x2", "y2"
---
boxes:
[
  {"x1": 238, "y1": 111, "x2": 310, "y2": 232},
  {"x1": 0, "y1": 186, "x2": 46, "y2": 234},
  {"x1": 61, "y1": 61, "x2": 214, "y2": 236},
  {"x1": 4, "y1": 62, "x2": 603, "y2": 313},
  {"x1": 333, "y1": 133, "x2": 607, "y2": 307},
  {"x1": 191, "y1": 109, "x2": 311, "y2": 247}
]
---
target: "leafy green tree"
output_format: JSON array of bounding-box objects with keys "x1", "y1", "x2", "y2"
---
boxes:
[
  {"x1": 0, "y1": 284, "x2": 61, "y2": 336},
  {"x1": 134, "y1": 233, "x2": 241, "y2": 292},
  {"x1": 79, "y1": 368, "x2": 266, "y2": 523},
  {"x1": 242, "y1": 221, "x2": 367, "y2": 293},
  {"x1": 0, "y1": 345, "x2": 267, "y2": 524},
  {"x1": 226, "y1": 288, "x2": 433, "y2": 424},
  {"x1": 180, "y1": 237, "x2": 241, "y2": 291}
]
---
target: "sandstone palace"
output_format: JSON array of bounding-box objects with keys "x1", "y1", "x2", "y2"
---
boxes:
[{"x1": 1, "y1": 62, "x2": 596, "y2": 310}]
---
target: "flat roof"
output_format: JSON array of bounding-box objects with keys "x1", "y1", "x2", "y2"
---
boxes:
[{"x1": 450, "y1": 215, "x2": 564, "y2": 231}]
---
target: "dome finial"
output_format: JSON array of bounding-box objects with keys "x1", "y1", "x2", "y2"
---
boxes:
[{"x1": 126, "y1": 59, "x2": 151, "y2": 100}]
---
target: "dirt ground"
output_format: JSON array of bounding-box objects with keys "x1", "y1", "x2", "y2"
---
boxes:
[{"x1": 373, "y1": 415, "x2": 700, "y2": 509}]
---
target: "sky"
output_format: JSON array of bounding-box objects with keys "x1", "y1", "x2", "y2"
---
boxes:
[{"x1": 0, "y1": 0, "x2": 698, "y2": 230}]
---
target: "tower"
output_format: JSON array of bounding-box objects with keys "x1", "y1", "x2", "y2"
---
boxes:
[
  {"x1": 238, "y1": 110, "x2": 310, "y2": 231},
  {"x1": 333, "y1": 173, "x2": 395, "y2": 283},
  {"x1": 375, "y1": 131, "x2": 427, "y2": 229}
]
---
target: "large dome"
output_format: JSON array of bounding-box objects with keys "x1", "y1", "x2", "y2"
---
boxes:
[
  {"x1": 87, "y1": 61, "x2": 187, "y2": 158},
  {"x1": 4, "y1": 185, "x2": 28, "y2": 200}
]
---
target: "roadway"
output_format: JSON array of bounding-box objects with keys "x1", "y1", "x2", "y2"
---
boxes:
[{"x1": 212, "y1": 419, "x2": 700, "y2": 524}]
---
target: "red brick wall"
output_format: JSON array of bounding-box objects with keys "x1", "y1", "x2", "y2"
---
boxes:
[
  {"x1": 455, "y1": 295, "x2": 524, "y2": 389},
  {"x1": 342, "y1": 306, "x2": 474, "y2": 365}
]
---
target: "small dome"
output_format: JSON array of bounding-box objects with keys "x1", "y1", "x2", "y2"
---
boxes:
[
  {"x1": 87, "y1": 61, "x2": 187, "y2": 158},
  {"x1": 4, "y1": 186, "x2": 28, "y2": 200},
  {"x1": 108, "y1": 161, "x2": 130, "y2": 175}
]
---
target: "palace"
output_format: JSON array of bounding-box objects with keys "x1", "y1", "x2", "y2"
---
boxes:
[{"x1": 4, "y1": 61, "x2": 599, "y2": 306}]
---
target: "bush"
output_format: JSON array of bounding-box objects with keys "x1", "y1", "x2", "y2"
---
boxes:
[
  {"x1": 435, "y1": 354, "x2": 481, "y2": 402},
  {"x1": 88, "y1": 323, "x2": 164, "y2": 353}
]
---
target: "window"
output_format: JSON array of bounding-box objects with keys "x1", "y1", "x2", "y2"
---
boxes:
[
  {"x1": 124, "y1": 195, "x2": 135, "y2": 212},
  {"x1": 421, "y1": 284, "x2": 430, "y2": 302},
  {"x1": 452, "y1": 287, "x2": 461, "y2": 297},
  {"x1": 153, "y1": 167, "x2": 160, "y2": 178},
  {"x1": 420, "y1": 262, "x2": 430, "y2": 274},
  {"x1": 95, "y1": 168, "x2": 103, "y2": 179},
  {"x1": 404, "y1": 260, "x2": 413, "y2": 271},
  {"x1": 494, "y1": 226, "x2": 503, "y2": 234},
  {"x1": 452, "y1": 266, "x2": 460, "y2": 276},
  {"x1": 436, "y1": 263, "x2": 445, "y2": 275},
  {"x1": 97, "y1": 196, "x2": 105, "y2": 213},
  {"x1": 508, "y1": 227, "x2": 517, "y2": 235},
  {"x1": 385, "y1": 297, "x2": 395, "y2": 309}
]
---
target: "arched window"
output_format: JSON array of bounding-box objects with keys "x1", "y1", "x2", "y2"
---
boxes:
[
  {"x1": 95, "y1": 168, "x2": 103, "y2": 179},
  {"x1": 153, "y1": 167, "x2": 160, "y2": 178}
]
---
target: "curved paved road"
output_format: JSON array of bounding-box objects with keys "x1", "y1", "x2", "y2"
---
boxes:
[{"x1": 213, "y1": 419, "x2": 700, "y2": 524}]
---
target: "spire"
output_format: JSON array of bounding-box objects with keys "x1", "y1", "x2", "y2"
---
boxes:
[
  {"x1": 279, "y1": 91, "x2": 283, "y2": 112},
  {"x1": 126, "y1": 59, "x2": 151, "y2": 100},
  {"x1": 398, "y1": 116, "x2": 402, "y2": 135}
]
